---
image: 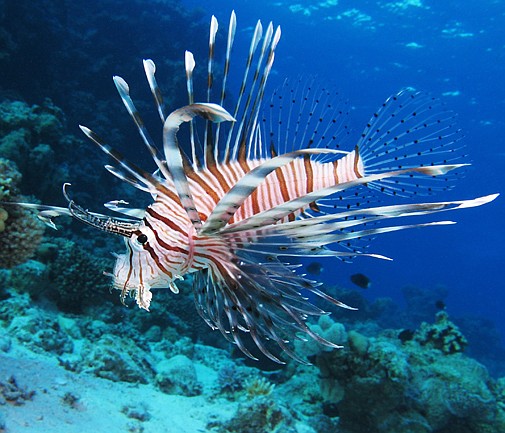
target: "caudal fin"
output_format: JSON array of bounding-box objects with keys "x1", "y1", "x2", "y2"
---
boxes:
[{"x1": 357, "y1": 89, "x2": 466, "y2": 197}]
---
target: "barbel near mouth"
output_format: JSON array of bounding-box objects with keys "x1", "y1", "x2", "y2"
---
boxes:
[{"x1": 62, "y1": 183, "x2": 138, "y2": 238}]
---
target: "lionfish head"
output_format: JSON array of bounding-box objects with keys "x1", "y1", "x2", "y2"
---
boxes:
[
  {"x1": 59, "y1": 185, "x2": 175, "y2": 310},
  {"x1": 110, "y1": 225, "x2": 175, "y2": 311}
]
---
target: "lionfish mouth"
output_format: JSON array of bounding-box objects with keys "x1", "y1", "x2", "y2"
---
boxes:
[{"x1": 62, "y1": 183, "x2": 138, "y2": 237}]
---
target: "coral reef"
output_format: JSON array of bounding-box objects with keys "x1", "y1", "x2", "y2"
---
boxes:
[
  {"x1": 0, "y1": 100, "x2": 74, "y2": 201},
  {"x1": 215, "y1": 396, "x2": 297, "y2": 433},
  {"x1": 0, "y1": 158, "x2": 45, "y2": 269},
  {"x1": 415, "y1": 310, "x2": 468, "y2": 354},
  {"x1": 155, "y1": 354, "x2": 202, "y2": 396},
  {"x1": 1, "y1": 277, "x2": 505, "y2": 432},
  {"x1": 0, "y1": 0, "x2": 207, "y2": 135},
  {"x1": 310, "y1": 313, "x2": 503, "y2": 433},
  {"x1": 44, "y1": 239, "x2": 115, "y2": 313}
]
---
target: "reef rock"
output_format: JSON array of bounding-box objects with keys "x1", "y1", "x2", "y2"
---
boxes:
[
  {"x1": 155, "y1": 354, "x2": 202, "y2": 396},
  {"x1": 311, "y1": 313, "x2": 504, "y2": 433},
  {"x1": 0, "y1": 158, "x2": 45, "y2": 269}
]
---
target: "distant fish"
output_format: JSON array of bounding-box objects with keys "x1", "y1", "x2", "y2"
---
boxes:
[
  {"x1": 7, "y1": 11, "x2": 498, "y2": 364},
  {"x1": 306, "y1": 261, "x2": 324, "y2": 276},
  {"x1": 435, "y1": 300, "x2": 446, "y2": 310},
  {"x1": 350, "y1": 273, "x2": 371, "y2": 289}
]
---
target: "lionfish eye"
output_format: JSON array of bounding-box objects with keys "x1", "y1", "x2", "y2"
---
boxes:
[{"x1": 136, "y1": 234, "x2": 148, "y2": 245}]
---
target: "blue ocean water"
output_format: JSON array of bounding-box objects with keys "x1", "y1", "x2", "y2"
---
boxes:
[{"x1": 180, "y1": 0, "x2": 505, "y2": 339}]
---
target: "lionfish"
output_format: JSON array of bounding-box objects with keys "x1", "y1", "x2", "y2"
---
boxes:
[{"x1": 15, "y1": 12, "x2": 498, "y2": 363}]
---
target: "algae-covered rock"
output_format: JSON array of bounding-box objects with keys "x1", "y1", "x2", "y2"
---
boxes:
[
  {"x1": 155, "y1": 354, "x2": 202, "y2": 396},
  {"x1": 7, "y1": 309, "x2": 74, "y2": 355},
  {"x1": 79, "y1": 334, "x2": 152, "y2": 384},
  {"x1": 415, "y1": 310, "x2": 468, "y2": 354},
  {"x1": 294, "y1": 315, "x2": 347, "y2": 359},
  {"x1": 217, "y1": 396, "x2": 296, "y2": 433}
]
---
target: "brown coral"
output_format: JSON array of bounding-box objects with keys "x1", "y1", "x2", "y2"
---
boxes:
[
  {"x1": 0, "y1": 207, "x2": 7, "y2": 232},
  {"x1": 0, "y1": 203, "x2": 45, "y2": 268},
  {"x1": 0, "y1": 158, "x2": 45, "y2": 268}
]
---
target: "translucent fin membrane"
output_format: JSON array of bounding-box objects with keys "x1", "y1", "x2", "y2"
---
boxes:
[
  {"x1": 263, "y1": 78, "x2": 352, "y2": 158},
  {"x1": 358, "y1": 89, "x2": 466, "y2": 197}
]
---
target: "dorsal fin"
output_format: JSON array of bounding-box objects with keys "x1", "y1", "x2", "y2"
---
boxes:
[
  {"x1": 265, "y1": 80, "x2": 351, "y2": 157},
  {"x1": 163, "y1": 103, "x2": 235, "y2": 229},
  {"x1": 112, "y1": 76, "x2": 172, "y2": 182},
  {"x1": 231, "y1": 22, "x2": 274, "y2": 162},
  {"x1": 244, "y1": 24, "x2": 281, "y2": 154},
  {"x1": 203, "y1": 15, "x2": 219, "y2": 167},
  {"x1": 205, "y1": 122, "x2": 217, "y2": 169},
  {"x1": 143, "y1": 59, "x2": 166, "y2": 122},
  {"x1": 184, "y1": 50, "x2": 200, "y2": 170},
  {"x1": 214, "y1": 11, "x2": 237, "y2": 161},
  {"x1": 224, "y1": 19, "x2": 263, "y2": 163}
]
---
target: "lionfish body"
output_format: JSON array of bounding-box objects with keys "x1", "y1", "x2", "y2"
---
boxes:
[{"x1": 16, "y1": 12, "x2": 497, "y2": 363}]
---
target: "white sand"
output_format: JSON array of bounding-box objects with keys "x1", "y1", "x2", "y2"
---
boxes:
[{"x1": 0, "y1": 349, "x2": 236, "y2": 433}]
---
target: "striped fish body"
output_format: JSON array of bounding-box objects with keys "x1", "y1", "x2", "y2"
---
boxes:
[
  {"x1": 119, "y1": 151, "x2": 363, "y2": 307},
  {"x1": 185, "y1": 150, "x2": 363, "y2": 225},
  {"x1": 14, "y1": 12, "x2": 498, "y2": 363}
]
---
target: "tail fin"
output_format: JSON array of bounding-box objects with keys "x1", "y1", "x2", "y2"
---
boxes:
[{"x1": 357, "y1": 89, "x2": 466, "y2": 197}]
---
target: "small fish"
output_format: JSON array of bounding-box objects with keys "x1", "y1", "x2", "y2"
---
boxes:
[
  {"x1": 350, "y1": 273, "x2": 371, "y2": 289},
  {"x1": 306, "y1": 261, "x2": 324, "y2": 276},
  {"x1": 435, "y1": 300, "x2": 446, "y2": 310},
  {"x1": 9, "y1": 12, "x2": 498, "y2": 363}
]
